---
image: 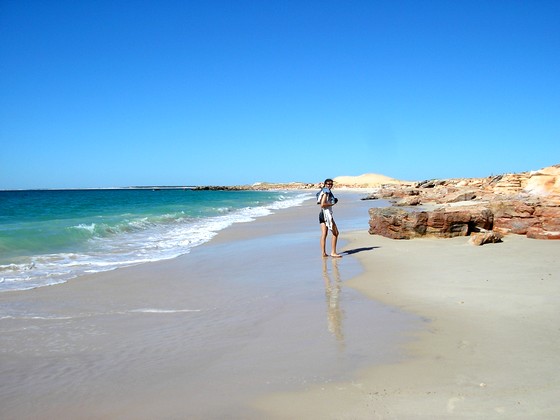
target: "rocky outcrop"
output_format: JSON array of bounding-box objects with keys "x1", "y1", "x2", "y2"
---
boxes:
[
  {"x1": 492, "y1": 199, "x2": 560, "y2": 239},
  {"x1": 367, "y1": 164, "x2": 560, "y2": 241},
  {"x1": 368, "y1": 208, "x2": 428, "y2": 240},
  {"x1": 192, "y1": 164, "x2": 560, "y2": 241},
  {"x1": 439, "y1": 190, "x2": 478, "y2": 203},
  {"x1": 369, "y1": 198, "x2": 560, "y2": 241},
  {"x1": 394, "y1": 196, "x2": 422, "y2": 206},
  {"x1": 524, "y1": 166, "x2": 560, "y2": 196},
  {"x1": 369, "y1": 205, "x2": 493, "y2": 240},
  {"x1": 491, "y1": 200, "x2": 539, "y2": 235}
]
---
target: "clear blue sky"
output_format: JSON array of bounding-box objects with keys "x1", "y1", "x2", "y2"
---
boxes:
[{"x1": 1, "y1": 0, "x2": 559, "y2": 189}]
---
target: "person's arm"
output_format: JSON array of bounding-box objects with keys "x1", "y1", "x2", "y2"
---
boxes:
[{"x1": 320, "y1": 192, "x2": 333, "y2": 209}]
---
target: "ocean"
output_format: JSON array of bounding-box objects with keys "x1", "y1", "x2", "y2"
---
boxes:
[{"x1": 0, "y1": 188, "x2": 311, "y2": 292}]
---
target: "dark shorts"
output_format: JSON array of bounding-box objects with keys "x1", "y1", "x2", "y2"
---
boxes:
[{"x1": 319, "y1": 210, "x2": 325, "y2": 224}]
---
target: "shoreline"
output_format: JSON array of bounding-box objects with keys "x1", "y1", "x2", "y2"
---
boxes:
[
  {"x1": 3, "y1": 190, "x2": 558, "y2": 418},
  {"x1": 0, "y1": 189, "x2": 312, "y2": 293},
  {"x1": 1, "y1": 192, "x2": 419, "y2": 419},
  {"x1": 255, "y1": 231, "x2": 560, "y2": 418}
]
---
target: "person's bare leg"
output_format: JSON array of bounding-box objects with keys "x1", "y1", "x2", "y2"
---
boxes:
[
  {"x1": 330, "y1": 222, "x2": 342, "y2": 258},
  {"x1": 320, "y1": 223, "x2": 329, "y2": 257}
]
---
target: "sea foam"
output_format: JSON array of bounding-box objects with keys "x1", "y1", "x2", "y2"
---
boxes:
[{"x1": 0, "y1": 190, "x2": 312, "y2": 292}]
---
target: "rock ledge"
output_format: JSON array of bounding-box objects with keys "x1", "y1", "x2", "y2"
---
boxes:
[{"x1": 366, "y1": 165, "x2": 560, "y2": 242}]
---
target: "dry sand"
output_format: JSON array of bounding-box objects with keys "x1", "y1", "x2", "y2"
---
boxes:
[{"x1": 254, "y1": 232, "x2": 560, "y2": 419}]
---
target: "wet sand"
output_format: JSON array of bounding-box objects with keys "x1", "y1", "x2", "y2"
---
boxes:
[
  {"x1": 255, "y1": 229, "x2": 560, "y2": 419},
  {"x1": 1, "y1": 193, "x2": 420, "y2": 419}
]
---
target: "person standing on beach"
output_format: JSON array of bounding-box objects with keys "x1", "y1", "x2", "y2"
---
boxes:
[{"x1": 318, "y1": 178, "x2": 342, "y2": 258}]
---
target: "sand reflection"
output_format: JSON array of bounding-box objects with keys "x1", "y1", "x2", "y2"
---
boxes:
[{"x1": 322, "y1": 257, "x2": 345, "y2": 350}]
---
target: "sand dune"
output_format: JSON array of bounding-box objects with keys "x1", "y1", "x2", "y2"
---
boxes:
[{"x1": 334, "y1": 173, "x2": 407, "y2": 187}]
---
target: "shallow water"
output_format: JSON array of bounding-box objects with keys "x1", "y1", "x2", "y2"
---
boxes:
[{"x1": 0, "y1": 189, "x2": 309, "y2": 291}]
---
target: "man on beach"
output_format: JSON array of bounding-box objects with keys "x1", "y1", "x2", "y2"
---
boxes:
[{"x1": 318, "y1": 178, "x2": 342, "y2": 258}]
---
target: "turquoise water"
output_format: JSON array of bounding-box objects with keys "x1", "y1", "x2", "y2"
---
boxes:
[{"x1": 0, "y1": 189, "x2": 311, "y2": 291}]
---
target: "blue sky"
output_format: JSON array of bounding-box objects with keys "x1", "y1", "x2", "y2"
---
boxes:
[{"x1": 1, "y1": 0, "x2": 559, "y2": 189}]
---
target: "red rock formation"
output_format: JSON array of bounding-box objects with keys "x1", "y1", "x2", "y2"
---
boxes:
[
  {"x1": 527, "y1": 201, "x2": 560, "y2": 239},
  {"x1": 367, "y1": 208, "x2": 426, "y2": 239},
  {"x1": 366, "y1": 164, "x2": 560, "y2": 240},
  {"x1": 368, "y1": 206, "x2": 493, "y2": 240},
  {"x1": 491, "y1": 200, "x2": 538, "y2": 235}
]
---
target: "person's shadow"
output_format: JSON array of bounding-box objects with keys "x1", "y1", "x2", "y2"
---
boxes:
[{"x1": 342, "y1": 246, "x2": 379, "y2": 255}]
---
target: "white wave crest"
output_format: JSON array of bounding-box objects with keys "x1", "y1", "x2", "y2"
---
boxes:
[
  {"x1": 128, "y1": 308, "x2": 201, "y2": 314},
  {"x1": 1, "y1": 191, "x2": 313, "y2": 292}
]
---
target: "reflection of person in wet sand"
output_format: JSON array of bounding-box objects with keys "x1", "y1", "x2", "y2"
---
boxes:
[{"x1": 322, "y1": 257, "x2": 345, "y2": 349}]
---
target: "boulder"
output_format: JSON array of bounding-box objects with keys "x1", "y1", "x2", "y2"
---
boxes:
[
  {"x1": 416, "y1": 179, "x2": 446, "y2": 188},
  {"x1": 469, "y1": 232, "x2": 503, "y2": 246},
  {"x1": 438, "y1": 190, "x2": 477, "y2": 203},
  {"x1": 425, "y1": 206, "x2": 493, "y2": 237},
  {"x1": 368, "y1": 206, "x2": 493, "y2": 239},
  {"x1": 368, "y1": 208, "x2": 428, "y2": 239},
  {"x1": 394, "y1": 196, "x2": 422, "y2": 206}
]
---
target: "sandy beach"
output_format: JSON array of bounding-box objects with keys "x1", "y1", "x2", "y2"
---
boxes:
[
  {"x1": 256, "y1": 229, "x2": 560, "y2": 418},
  {"x1": 1, "y1": 193, "x2": 415, "y2": 419},
  {"x1": 2, "y1": 192, "x2": 559, "y2": 419}
]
